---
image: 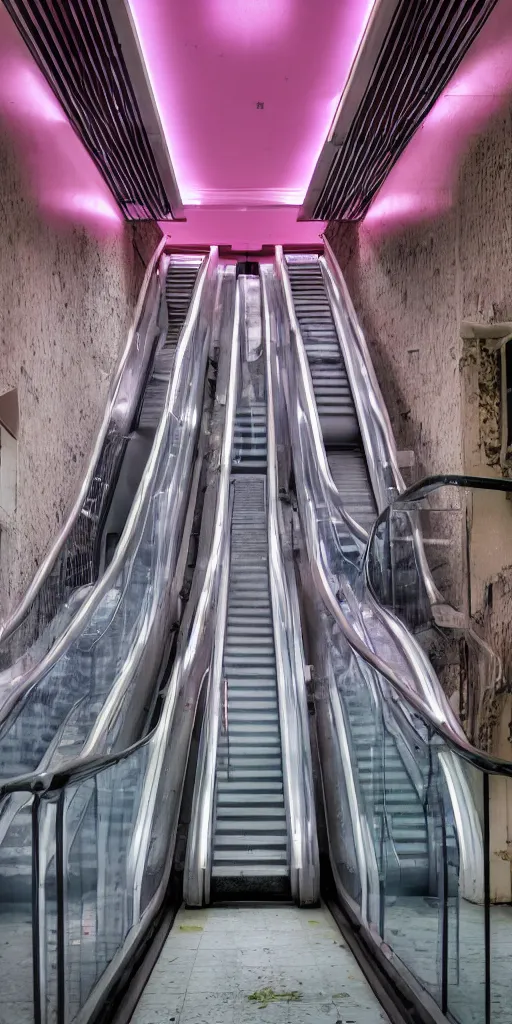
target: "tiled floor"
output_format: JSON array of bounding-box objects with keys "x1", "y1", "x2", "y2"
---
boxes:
[
  {"x1": 130, "y1": 903, "x2": 391, "y2": 1024},
  {"x1": 1, "y1": 896, "x2": 510, "y2": 1022}
]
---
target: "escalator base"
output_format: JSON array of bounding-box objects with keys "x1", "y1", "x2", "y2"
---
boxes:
[{"x1": 211, "y1": 876, "x2": 291, "y2": 901}]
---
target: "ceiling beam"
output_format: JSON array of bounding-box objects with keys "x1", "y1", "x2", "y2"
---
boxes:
[
  {"x1": 106, "y1": 0, "x2": 185, "y2": 219},
  {"x1": 299, "y1": 0, "x2": 400, "y2": 220}
]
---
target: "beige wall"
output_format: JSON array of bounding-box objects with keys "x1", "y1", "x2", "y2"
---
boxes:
[
  {"x1": 0, "y1": 123, "x2": 161, "y2": 620},
  {"x1": 327, "y1": 99, "x2": 512, "y2": 764}
]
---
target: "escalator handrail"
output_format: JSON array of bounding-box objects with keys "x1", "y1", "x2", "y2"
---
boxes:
[
  {"x1": 314, "y1": 255, "x2": 491, "y2": 743},
  {"x1": 261, "y1": 264, "x2": 320, "y2": 905},
  {"x1": 0, "y1": 235, "x2": 168, "y2": 647},
  {"x1": 275, "y1": 247, "x2": 456, "y2": 731},
  {"x1": 0, "y1": 250, "x2": 213, "y2": 730},
  {"x1": 383, "y1": 471, "x2": 512, "y2": 503},
  {"x1": 276, "y1": 255, "x2": 487, "y2": 902},
  {"x1": 77, "y1": 248, "x2": 218, "y2": 759},
  {"x1": 280, "y1": 244, "x2": 470, "y2": 734},
  {"x1": 271, "y1": 259, "x2": 512, "y2": 780},
  {"x1": 295, "y1": 448, "x2": 512, "y2": 776},
  {"x1": 128, "y1": 265, "x2": 239, "y2": 922}
]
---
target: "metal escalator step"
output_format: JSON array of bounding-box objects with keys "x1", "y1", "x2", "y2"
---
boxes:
[
  {"x1": 217, "y1": 769, "x2": 283, "y2": 781},
  {"x1": 227, "y1": 625, "x2": 274, "y2": 637},
  {"x1": 211, "y1": 865, "x2": 289, "y2": 877},
  {"x1": 227, "y1": 702, "x2": 278, "y2": 714},
  {"x1": 217, "y1": 780, "x2": 283, "y2": 792},
  {"x1": 213, "y1": 849, "x2": 287, "y2": 863},
  {"x1": 215, "y1": 834, "x2": 287, "y2": 846},
  {"x1": 217, "y1": 752, "x2": 282, "y2": 765},
  {"x1": 138, "y1": 255, "x2": 202, "y2": 431},
  {"x1": 224, "y1": 644, "x2": 275, "y2": 656},
  {"x1": 227, "y1": 715, "x2": 280, "y2": 727},
  {"x1": 222, "y1": 698, "x2": 278, "y2": 711},
  {"x1": 224, "y1": 671, "x2": 277, "y2": 684},
  {"x1": 226, "y1": 724, "x2": 280, "y2": 737},
  {"x1": 216, "y1": 805, "x2": 286, "y2": 818},
  {"x1": 228, "y1": 599, "x2": 271, "y2": 610},
  {"x1": 215, "y1": 823, "x2": 287, "y2": 836},
  {"x1": 212, "y1": 472, "x2": 288, "y2": 884}
]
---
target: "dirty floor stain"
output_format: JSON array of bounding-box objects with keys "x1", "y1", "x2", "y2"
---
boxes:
[{"x1": 131, "y1": 904, "x2": 391, "y2": 1023}]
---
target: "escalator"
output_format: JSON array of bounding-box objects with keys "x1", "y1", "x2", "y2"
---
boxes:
[
  {"x1": 0, "y1": 241, "x2": 169, "y2": 668},
  {"x1": 211, "y1": 279, "x2": 286, "y2": 889},
  {"x1": 100, "y1": 254, "x2": 203, "y2": 570},
  {"x1": 0, "y1": 250, "x2": 217, "y2": 900},
  {"x1": 0, "y1": 253, "x2": 206, "y2": 783},
  {"x1": 279, "y1": 250, "x2": 438, "y2": 900},
  {"x1": 286, "y1": 255, "x2": 376, "y2": 548},
  {"x1": 212, "y1": 475, "x2": 289, "y2": 888},
  {"x1": 0, "y1": 251, "x2": 511, "y2": 1024},
  {"x1": 267, "y1": 250, "x2": 512, "y2": 1024},
  {"x1": 184, "y1": 270, "x2": 316, "y2": 903}
]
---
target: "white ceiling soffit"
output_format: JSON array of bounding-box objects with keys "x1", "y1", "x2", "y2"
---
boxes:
[
  {"x1": 299, "y1": 0, "x2": 401, "y2": 221},
  {"x1": 106, "y1": 0, "x2": 185, "y2": 219}
]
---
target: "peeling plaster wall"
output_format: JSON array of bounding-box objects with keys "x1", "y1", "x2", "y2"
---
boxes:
[
  {"x1": 0, "y1": 124, "x2": 161, "y2": 620},
  {"x1": 327, "y1": 101, "x2": 512, "y2": 767}
]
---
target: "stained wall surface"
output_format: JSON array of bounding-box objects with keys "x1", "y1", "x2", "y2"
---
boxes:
[{"x1": 0, "y1": 103, "x2": 161, "y2": 620}]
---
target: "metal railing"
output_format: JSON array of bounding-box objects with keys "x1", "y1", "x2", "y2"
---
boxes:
[{"x1": 0, "y1": 252, "x2": 215, "y2": 761}]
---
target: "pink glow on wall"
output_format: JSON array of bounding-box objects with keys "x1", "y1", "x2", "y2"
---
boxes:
[
  {"x1": 58, "y1": 192, "x2": 121, "y2": 224},
  {"x1": 365, "y1": 191, "x2": 451, "y2": 227},
  {"x1": 210, "y1": 0, "x2": 292, "y2": 45},
  {"x1": 364, "y1": 0, "x2": 512, "y2": 235},
  {"x1": 0, "y1": 6, "x2": 122, "y2": 237},
  {"x1": 128, "y1": 0, "x2": 378, "y2": 215},
  {"x1": 0, "y1": 61, "x2": 66, "y2": 123}
]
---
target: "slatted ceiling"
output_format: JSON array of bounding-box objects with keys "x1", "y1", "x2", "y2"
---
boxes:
[
  {"x1": 3, "y1": 0, "x2": 171, "y2": 219},
  {"x1": 137, "y1": 256, "x2": 202, "y2": 431},
  {"x1": 314, "y1": 0, "x2": 499, "y2": 221}
]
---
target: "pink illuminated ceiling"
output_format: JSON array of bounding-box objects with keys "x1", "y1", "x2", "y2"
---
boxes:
[
  {"x1": 0, "y1": 5, "x2": 122, "y2": 237},
  {"x1": 129, "y1": 0, "x2": 376, "y2": 247},
  {"x1": 3, "y1": 0, "x2": 511, "y2": 249},
  {"x1": 364, "y1": 0, "x2": 512, "y2": 234}
]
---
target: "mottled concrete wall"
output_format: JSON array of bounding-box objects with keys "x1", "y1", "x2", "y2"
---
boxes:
[
  {"x1": 0, "y1": 125, "x2": 161, "y2": 619},
  {"x1": 327, "y1": 101, "x2": 512, "y2": 761},
  {"x1": 327, "y1": 211, "x2": 463, "y2": 480}
]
